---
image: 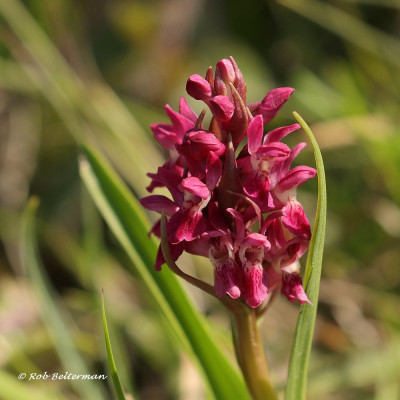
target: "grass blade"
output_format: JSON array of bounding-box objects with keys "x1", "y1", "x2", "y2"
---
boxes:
[
  {"x1": 0, "y1": 0, "x2": 163, "y2": 197},
  {"x1": 285, "y1": 112, "x2": 327, "y2": 400},
  {"x1": 20, "y1": 198, "x2": 107, "y2": 400},
  {"x1": 0, "y1": 370, "x2": 66, "y2": 400},
  {"x1": 101, "y1": 291, "x2": 127, "y2": 400},
  {"x1": 79, "y1": 146, "x2": 251, "y2": 400},
  {"x1": 277, "y1": 0, "x2": 400, "y2": 69}
]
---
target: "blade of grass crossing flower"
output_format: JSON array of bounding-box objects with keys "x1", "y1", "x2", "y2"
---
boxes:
[
  {"x1": 20, "y1": 198, "x2": 108, "y2": 400},
  {"x1": 79, "y1": 152, "x2": 189, "y2": 348},
  {"x1": 285, "y1": 112, "x2": 327, "y2": 400},
  {"x1": 79, "y1": 146, "x2": 251, "y2": 400},
  {"x1": 101, "y1": 291, "x2": 127, "y2": 400}
]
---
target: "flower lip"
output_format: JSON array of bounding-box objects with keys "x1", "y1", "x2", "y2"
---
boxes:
[{"x1": 281, "y1": 264, "x2": 311, "y2": 304}]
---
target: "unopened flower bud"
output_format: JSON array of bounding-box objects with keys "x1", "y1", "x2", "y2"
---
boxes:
[
  {"x1": 216, "y1": 59, "x2": 235, "y2": 82},
  {"x1": 214, "y1": 59, "x2": 236, "y2": 95},
  {"x1": 208, "y1": 95, "x2": 234, "y2": 126},
  {"x1": 186, "y1": 74, "x2": 213, "y2": 100}
]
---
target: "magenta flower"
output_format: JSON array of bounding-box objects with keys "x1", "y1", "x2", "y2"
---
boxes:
[
  {"x1": 141, "y1": 57, "x2": 316, "y2": 308},
  {"x1": 209, "y1": 234, "x2": 241, "y2": 300}
]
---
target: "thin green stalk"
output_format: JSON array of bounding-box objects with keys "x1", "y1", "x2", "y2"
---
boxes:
[
  {"x1": 285, "y1": 112, "x2": 327, "y2": 399},
  {"x1": 231, "y1": 308, "x2": 278, "y2": 400},
  {"x1": 21, "y1": 197, "x2": 107, "y2": 400},
  {"x1": 101, "y1": 291, "x2": 127, "y2": 400}
]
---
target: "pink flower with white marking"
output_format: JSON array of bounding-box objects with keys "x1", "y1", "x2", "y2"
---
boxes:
[
  {"x1": 209, "y1": 235, "x2": 241, "y2": 300},
  {"x1": 141, "y1": 57, "x2": 316, "y2": 308}
]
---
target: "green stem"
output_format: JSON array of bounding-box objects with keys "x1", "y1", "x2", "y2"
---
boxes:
[{"x1": 231, "y1": 308, "x2": 278, "y2": 400}]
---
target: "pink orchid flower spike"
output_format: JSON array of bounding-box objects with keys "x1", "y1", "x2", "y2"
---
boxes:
[{"x1": 141, "y1": 57, "x2": 315, "y2": 309}]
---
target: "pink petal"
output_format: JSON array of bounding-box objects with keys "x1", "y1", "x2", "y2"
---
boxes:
[
  {"x1": 178, "y1": 130, "x2": 226, "y2": 161},
  {"x1": 278, "y1": 166, "x2": 317, "y2": 192},
  {"x1": 154, "y1": 241, "x2": 184, "y2": 271},
  {"x1": 180, "y1": 177, "x2": 210, "y2": 199},
  {"x1": 154, "y1": 246, "x2": 165, "y2": 271},
  {"x1": 243, "y1": 174, "x2": 271, "y2": 211},
  {"x1": 282, "y1": 142, "x2": 307, "y2": 173},
  {"x1": 206, "y1": 152, "x2": 222, "y2": 190},
  {"x1": 264, "y1": 123, "x2": 300, "y2": 144},
  {"x1": 281, "y1": 201, "x2": 312, "y2": 239},
  {"x1": 242, "y1": 233, "x2": 270, "y2": 250},
  {"x1": 216, "y1": 59, "x2": 236, "y2": 83},
  {"x1": 281, "y1": 239, "x2": 309, "y2": 267},
  {"x1": 229, "y1": 87, "x2": 249, "y2": 146},
  {"x1": 185, "y1": 236, "x2": 212, "y2": 257},
  {"x1": 227, "y1": 208, "x2": 245, "y2": 243},
  {"x1": 208, "y1": 95, "x2": 234, "y2": 123},
  {"x1": 281, "y1": 271, "x2": 311, "y2": 304},
  {"x1": 168, "y1": 209, "x2": 206, "y2": 243},
  {"x1": 248, "y1": 101, "x2": 261, "y2": 114},
  {"x1": 189, "y1": 131, "x2": 226, "y2": 153},
  {"x1": 260, "y1": 211, "x2": 283, "y2": 235},
  {"x1": 256, "y1": 142, "x2": 291, "y2": 158},
  {"x1": 140, "y1": 195, "x2": 179, "y2": 216},
  {"x1": 237, "y1": 155, "x2": 252, "y2": 175},
  {"x1": 179, "y1": 97, "x2": 198, "y2": 123},
  {"x1": 257, "y1": 87, "x2": 295, "y2": 124},
  {"x1": 214, "y1": 59, "x2": 235, "y2": 96},
  {"x1": 147, "y1": 162, "x2": 184, "y2": 205},
  {"x1": 149, "y1": 220, "x2": 161, "y2": 238},
  {"x1": 165, "y1": 104, "x2": 194, "y2": 141},
  {"x1": 186, "y1": 74, "x2": 213, "y2": 100},
  {"x1": 214, "y1": 260, "x2": 241, "y2": 299},
  {"x1": 150, "y1": 123, "x2": 177, "y2": 150},
  {"x1": 264, "y1": 266, "x2": 281, "y2": 292},
  {"x1": 243, "y1": 265, "x2": 268, "y2": 308},
  {"x1": 208, "y1": 201, "x2": 230, "y2": 232},
  {"x1": 205, "y1": 66, "x2": 214, "y2": 86},
  {"x1": 230, "y1": 56, "x2": 246, "y2": 100},
  {"x1": 247, "y1": 115, "x2": 264, "y2": 155}
]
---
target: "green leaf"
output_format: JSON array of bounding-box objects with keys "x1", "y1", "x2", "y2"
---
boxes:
[
  {"x1": 0, "y1": 0, "x2": 163, "y2": 198},
  {"x1": 20, "y1": 198, "x2": 108, "y2": 400},
  {"x1": 79, "y1": 146, "x2": 251, "y2": 400},
  {"x1": 285, "y1": 112, "x2": 327, "y2": 400},
  {"x1": 101, "y1": 292, "x2": 127, "y2": 400}
]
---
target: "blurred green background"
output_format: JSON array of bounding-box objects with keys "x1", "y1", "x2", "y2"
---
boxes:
[{"x1": 1, "y1": 0, "x2": 400, "y2": 399}]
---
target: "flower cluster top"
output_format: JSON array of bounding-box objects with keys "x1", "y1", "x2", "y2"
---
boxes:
[{"x1": 140, "y1": 57, "x2": 316, "y2": 308}]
